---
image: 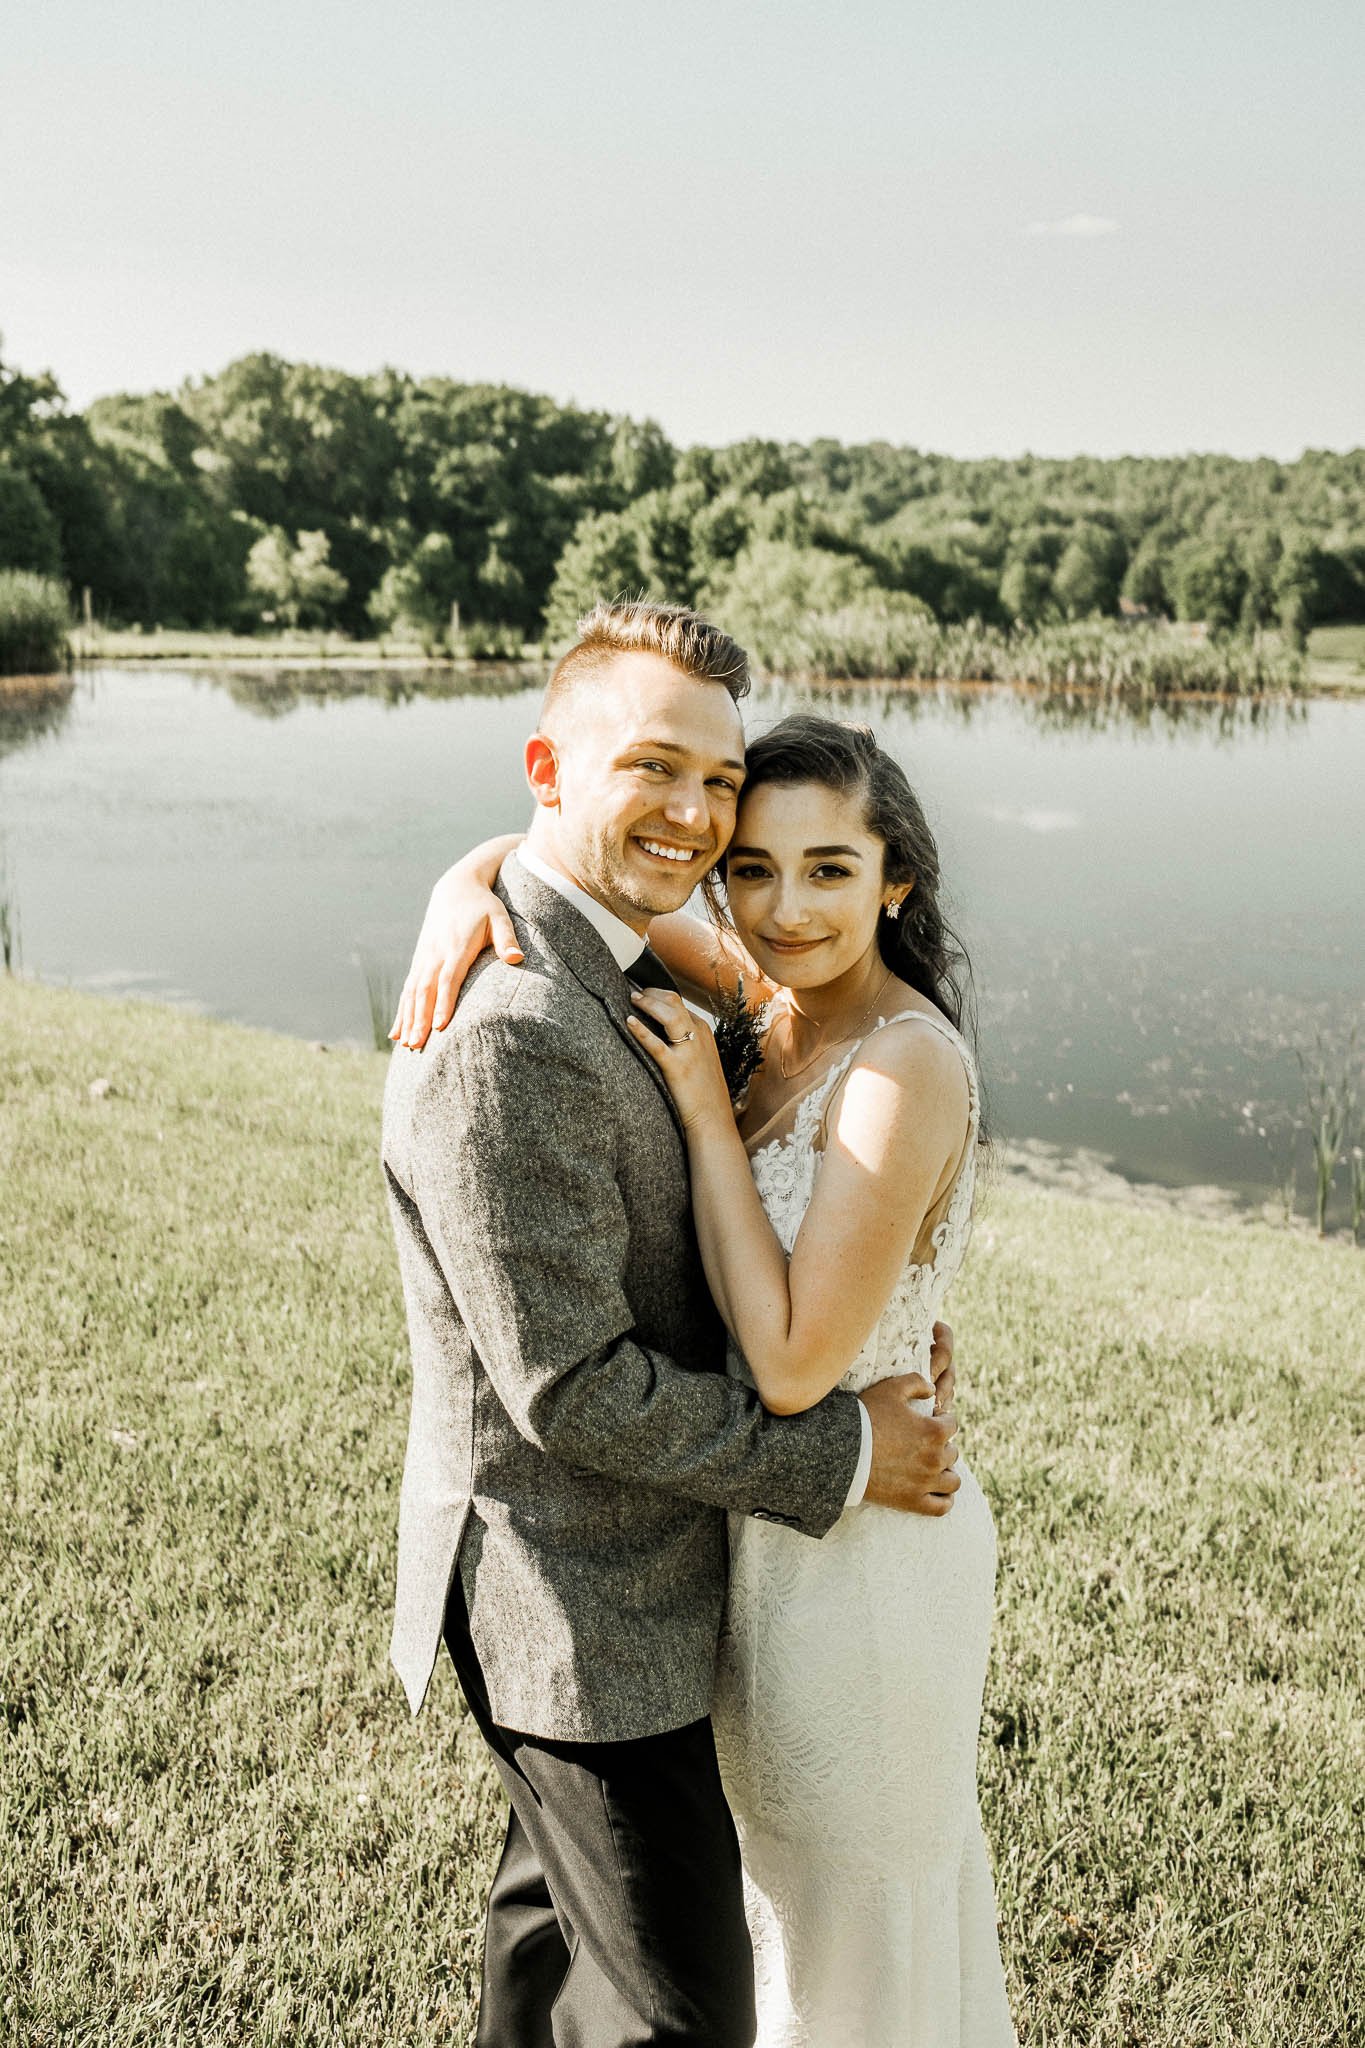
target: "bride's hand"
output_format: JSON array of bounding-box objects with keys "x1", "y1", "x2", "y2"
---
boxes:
[
  {"x1": 625, "y1": 989, "x2": 735, "y2": 1134},
  {"x1": 391, "y1": 860, "x2": 524, "y2": 1050}
]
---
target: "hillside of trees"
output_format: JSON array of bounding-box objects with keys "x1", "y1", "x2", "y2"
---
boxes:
[{"x1": 3, "y1": 340, "x2": 1363, "y2": 654}]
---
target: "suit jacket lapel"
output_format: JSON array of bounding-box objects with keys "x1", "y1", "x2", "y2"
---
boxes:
[{"x1": 496, "y1": 864, "x2": 684, "y2": 1137}]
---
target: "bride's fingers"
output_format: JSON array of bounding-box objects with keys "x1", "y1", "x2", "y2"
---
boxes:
[
  {"x1": 429, "y1": 937, "x2": 477, "y2": 1039},
  {"x1": 409, "y1": 962, "x2": 443, "y2": 1049},
  {"x1": 491, "y1": 909, "x2": 524, "y2": 967},
  {"x1": 391, "y1": 975, "x2": 416, "y2": 1043},
  {"x1": 433, "y1": 960, "x2": 461, "y2": 1034},
  {"x1": 624, "y1": 1013, "x2": 668, "y2": 1061},
  {"x1": 629, "y1": 987, "x2": 688, "y2": 1027}
]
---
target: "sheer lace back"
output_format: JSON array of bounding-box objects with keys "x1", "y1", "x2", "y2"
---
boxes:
[{"x1": 747, "y1": 1008, "x2": 980, "y2": 1397}]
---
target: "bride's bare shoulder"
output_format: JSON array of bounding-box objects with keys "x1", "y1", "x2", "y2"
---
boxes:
[{"x1": 828, "y1": 1007, "x2": 971, "y2": 1152}]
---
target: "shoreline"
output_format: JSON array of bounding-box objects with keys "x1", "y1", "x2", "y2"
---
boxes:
[
  {"x1": 996, "y1": 1137, "x2": 1311, "y2": 1231},
  {"x1": 4, "y1": 967, "x2": 1351, "y2": 1244},
  {"x1": 11, "y1": 651, "x2": 1358, "y2": 703}
]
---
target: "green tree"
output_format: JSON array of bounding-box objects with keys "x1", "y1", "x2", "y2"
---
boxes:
[
  {"x1": 1171, "y1": 539, "x2": 1247, "y2": 634},
  {"x1": 0, "y1": 467, "x2": 62, "y2": 575},
  {"x1": 1052, "y1": 522, "x2": 1126, "y2": 619},
  {"x1": 1273, "y1": 537, "x2": 1320, "y2": 650},
  {"x1": 609, "y1": 417, "x2": 675, "y2": 501},
  {"x1": 246, "y1": 527, "x2": 347, "y2": 628},
  {"x1": 1121, "y1": 530, "x2": 1172, "y2": 614},
  {"x1": 543, "y1": 512, "x2": 650, "y2": 646},
  {"x1": 368, "y1": 533, "x2": 461, "y2": 644},
  {"x1": 999, "y1": 555, "x2": 1053, "y2": 625},
  {"x1": 699, "y1": 539, "x2": 881, "y2": 643}
]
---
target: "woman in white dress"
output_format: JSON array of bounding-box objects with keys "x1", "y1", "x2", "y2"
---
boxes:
[{"x1": 399, "y1": 714, "x2": 1016, "y2": 2048}]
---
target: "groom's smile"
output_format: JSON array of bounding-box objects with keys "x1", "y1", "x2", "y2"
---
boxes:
[{"x1": 635, "y1": 835, "x2": 708, "y2": 865}]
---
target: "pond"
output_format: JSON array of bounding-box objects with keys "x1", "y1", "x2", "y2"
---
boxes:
[{"x1": 2, "y1": 662, "x2": 1362, "y2": 1220}]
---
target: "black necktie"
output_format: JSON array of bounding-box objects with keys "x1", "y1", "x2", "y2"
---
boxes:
[
  {"x1": 625, "y1": 946, "x2": 681, "y2": 998},
  {"x1": 625, "y1": 946, "x2": 681, "y2": 1040}
]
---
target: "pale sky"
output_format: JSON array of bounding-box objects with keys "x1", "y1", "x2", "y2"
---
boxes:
[{"x1": 3, "y1": 0, "x2": 1362, "y2": 458}]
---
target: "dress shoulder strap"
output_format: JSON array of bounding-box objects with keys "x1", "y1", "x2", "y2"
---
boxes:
[{"x1": 815, "y1": 1006, "x2": 979, "y2": 1148}]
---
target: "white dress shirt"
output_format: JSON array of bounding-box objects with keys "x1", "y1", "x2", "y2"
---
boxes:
[{"x1": 512, "y1": 847, "x2": 873, "y2": 1508}]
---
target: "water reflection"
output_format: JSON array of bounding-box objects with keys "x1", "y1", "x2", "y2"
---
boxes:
[
  {"x1": 184, "y1": 658, "x2": 1313, "y2": 742},
  {"x1": 213, "y1": 661, "x2": 551, "y2": 719},
  {"x1": 0, "y1": 674, "x2": 76, "y2": 763}
]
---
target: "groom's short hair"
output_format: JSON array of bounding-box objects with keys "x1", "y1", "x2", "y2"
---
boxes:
[{"x1": 542, "y1": 599, "x2": 751, "y2": 733}]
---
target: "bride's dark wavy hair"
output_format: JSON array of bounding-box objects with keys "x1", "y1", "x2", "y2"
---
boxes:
[{"x1": 707, "y1": 713, "x2": 987, "y2": 1132}]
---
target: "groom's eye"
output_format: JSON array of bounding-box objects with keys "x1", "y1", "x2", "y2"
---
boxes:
[
  {"x1": 706, "y1": 776, "x2": 739, "y2": 794},
  {"x1": 636, "y1": 760, "x2": 670, "y2": 775}
]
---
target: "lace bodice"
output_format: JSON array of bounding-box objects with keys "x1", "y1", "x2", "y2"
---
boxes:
[{"x1": 746, "y1": 1008, "x2": 980, "y2": 1397}]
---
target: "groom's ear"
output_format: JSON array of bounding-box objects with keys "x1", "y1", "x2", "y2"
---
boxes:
[{"x1": 525, "y1": 732, "x2": 563, "y2": 808}]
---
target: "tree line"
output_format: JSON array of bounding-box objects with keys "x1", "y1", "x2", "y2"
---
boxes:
[{"x1": 2, "y1": 339, "x2": 1363, "y2": 653}]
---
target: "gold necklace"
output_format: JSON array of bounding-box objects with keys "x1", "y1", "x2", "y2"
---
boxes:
[{"x1": 777, "y1": 967, "x2": 895, "y2": 1082}]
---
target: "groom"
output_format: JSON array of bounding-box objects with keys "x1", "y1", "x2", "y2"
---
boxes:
[{"x1": 382, "y1": 600, "x2": 962, "y2": 2047}]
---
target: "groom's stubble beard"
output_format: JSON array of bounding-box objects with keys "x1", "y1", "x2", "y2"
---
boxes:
[{"x1": 557, "y1": 811, "x2": 723, "y2": 925}]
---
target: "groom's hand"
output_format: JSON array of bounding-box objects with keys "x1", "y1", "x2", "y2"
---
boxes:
[{"x1": 860, "y1": 1375, "x2": 961, "y2": 1517}]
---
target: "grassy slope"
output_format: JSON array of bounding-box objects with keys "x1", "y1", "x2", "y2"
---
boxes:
[{"x1": 3, "y1": 980, "x2": 1362, "y2": 2046}]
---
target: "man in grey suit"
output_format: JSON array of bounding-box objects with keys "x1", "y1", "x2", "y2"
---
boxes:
[{"x1": 382, "y1": 600, "x2": 961, "y2": 2047}]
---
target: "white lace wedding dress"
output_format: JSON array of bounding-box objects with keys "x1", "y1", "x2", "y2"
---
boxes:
[{"x1": 713, "y1": 1009, "x2": 1016, "y2": 2048}]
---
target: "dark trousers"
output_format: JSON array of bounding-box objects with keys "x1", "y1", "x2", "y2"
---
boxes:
[{"x1": 444, "y1": 1579, "x2": 756, "y2": 2048}]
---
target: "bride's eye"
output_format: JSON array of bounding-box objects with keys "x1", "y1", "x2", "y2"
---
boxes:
[
  {"x1": 812, "y1": 864, "x2": 853, "y2": 881},
  {"x1": 729, "y1": 863, "x2": 770, "y2": 881}
]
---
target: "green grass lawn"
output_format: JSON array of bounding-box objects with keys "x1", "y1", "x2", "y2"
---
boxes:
[{"x1": 3, "y1": 979, "x2": 1362, "y2": 2046}]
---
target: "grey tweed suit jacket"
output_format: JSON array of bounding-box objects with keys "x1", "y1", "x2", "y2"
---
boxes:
[{"x1": 382, "y1": 858, "x2": 864, "y2": 1743}]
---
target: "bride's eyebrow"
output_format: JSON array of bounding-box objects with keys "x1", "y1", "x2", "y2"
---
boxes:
[{"x1": 728, "y1": 844, "x2": 864, "y2": 859}]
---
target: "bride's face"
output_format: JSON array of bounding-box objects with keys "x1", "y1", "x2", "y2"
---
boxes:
[{"x1": 724, "y1": 781, "x2": 901, "y2": 991}]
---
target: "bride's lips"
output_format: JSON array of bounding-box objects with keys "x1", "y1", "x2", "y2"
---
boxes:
[{"x1": 757, "y1": 936, "x2": 829, "y2": 955}]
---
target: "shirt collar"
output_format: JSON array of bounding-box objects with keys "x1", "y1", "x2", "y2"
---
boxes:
[{"x1": 514, "y1": 845, "x2": 646, "y2": 972}]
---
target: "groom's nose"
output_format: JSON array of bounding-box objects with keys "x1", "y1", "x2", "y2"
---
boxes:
[{"x1": 662, "y1": 776, "x2": 708, "y2": 830}]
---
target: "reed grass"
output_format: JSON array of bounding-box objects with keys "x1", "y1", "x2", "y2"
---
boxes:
[
  {"x1": 1297, "y1": 1035, "x2": 1356, "y2": 1235},
  {"x1": 0, "y1": 571, "x2": 71, "y2": 678},
  {"x1": 359, "y1": 954, "x2": 402, "y2": 1053},
  {"x1": 72, "y1": 626, "x2": 537, "y2": 668},
  {"x1": 750, "y1": 612, "x2": 1306, "y2": 699},
  {"x1": 0, "y1": 841, "x2": 20, "y2": 975},
  {"x1": 0, "y1": 889, "x2": 19, "y2": 975}
]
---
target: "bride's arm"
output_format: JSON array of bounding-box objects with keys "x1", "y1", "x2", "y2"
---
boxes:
[
  {"x1": 627, "y1": 997, "x2": 969, "y2": 1416},
  {"x1": 646, "y1": 909, "x2": 780, "y2": 1014},
  {"x1": 391, "y1": 832, "x2": 525, "y2": 1048},
  {"x1": 394, "y1": 839, "x2": 780, "y2": 1046}
]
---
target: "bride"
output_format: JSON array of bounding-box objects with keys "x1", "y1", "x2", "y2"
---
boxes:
[{"x1": 394, "y1": 713, "x2": 1016, "y2": 2047}]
